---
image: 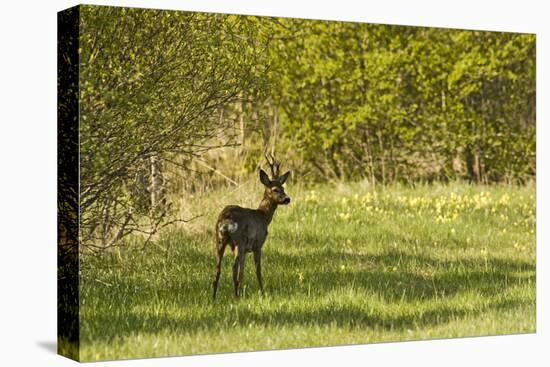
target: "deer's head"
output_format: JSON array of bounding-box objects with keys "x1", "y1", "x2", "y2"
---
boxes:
[{"x1": 260, "y1": 154, "x2": 291, "y2": 205}]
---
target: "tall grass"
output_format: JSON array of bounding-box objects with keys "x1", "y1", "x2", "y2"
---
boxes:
[{"x1": 79, "y1": 181, "x2": 535, "y2": 361}]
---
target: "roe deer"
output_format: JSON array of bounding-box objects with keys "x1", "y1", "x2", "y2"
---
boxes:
[{"x1": 212, "y1": 154, "x2": 291, "y2": 299}]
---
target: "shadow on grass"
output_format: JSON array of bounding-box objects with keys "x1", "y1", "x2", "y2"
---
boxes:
[
  {"x1": 81, "y1": 242, "x2": 535, "y2": 344},
  {"x1": 264, "y1": 249, "x2": 535, "y2": 301},
  {"x1": 82, "y1": 295, "x2": 531, "y2": 345}
]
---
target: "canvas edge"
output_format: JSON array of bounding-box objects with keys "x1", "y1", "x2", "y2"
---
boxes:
[{"x1": 57, "y1": 4, "x2": 81, "y2": 362}]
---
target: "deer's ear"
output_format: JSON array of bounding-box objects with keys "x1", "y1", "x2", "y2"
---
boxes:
[
  {"x1": 259, "y1": 169, "x2": 271, "y2": 186},
  {"x1": 278, "y1": 171, "x2": 290, "y2": 185}
]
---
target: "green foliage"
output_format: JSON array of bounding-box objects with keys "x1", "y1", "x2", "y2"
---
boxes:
[
  {"x1": 78, "y1": 6, "x2": 268, "y2": 248},
  {"x1": 265, "y1": 22, "x2": 535, "y2": 183},
  {"x1": 79, "y1": 182, "x2": 535, "y2": 360}
]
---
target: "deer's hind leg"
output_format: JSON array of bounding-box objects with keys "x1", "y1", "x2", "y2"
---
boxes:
[
  {"x1": 212, "y1": 240, "x2": 227, "y2": 300},
  {"x1": 232, "y1": 244, "x2": 246, "y2": 298}
]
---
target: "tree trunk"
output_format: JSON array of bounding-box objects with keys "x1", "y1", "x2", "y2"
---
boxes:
[
  {"x1": 270, "y1": 107, "x2": 278, "y2": 157},
  {"x1": 150, "y1": 154, "x2": 165, "y2": 211},
  {"x1": 362, "y1": 129, "x2": 376, "y2": 186},
  {"x1": 238, "y1": 97, "x2": 246, "y2": 154},
  {"x1": 377, "y1": 127, "x2": 386, "y2": 185}
]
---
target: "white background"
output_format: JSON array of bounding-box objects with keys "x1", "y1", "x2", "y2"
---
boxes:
[{"x1": 0, "y1": 0, "x2": 547, "y2": 366}]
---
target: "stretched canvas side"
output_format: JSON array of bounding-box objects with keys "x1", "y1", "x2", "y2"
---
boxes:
[{"x1": 57, "y1": 5, "x2": 81, "y2": 362}]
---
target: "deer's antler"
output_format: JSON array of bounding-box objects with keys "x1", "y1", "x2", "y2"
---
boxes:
[{"x1": 265, "y1": 152, "x2": 281, "y2": 180}]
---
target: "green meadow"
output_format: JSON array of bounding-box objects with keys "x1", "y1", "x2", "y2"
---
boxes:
[{"x1": 76, "y1": 181, "x2": 535, "y2": 361}]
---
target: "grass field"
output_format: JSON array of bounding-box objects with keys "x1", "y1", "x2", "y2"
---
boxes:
[{"x1": 77, "y1": 181, "x2": 536, "y2": 361}]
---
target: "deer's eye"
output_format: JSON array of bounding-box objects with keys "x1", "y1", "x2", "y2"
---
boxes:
[{"x1": 272, "y1": 187, "x2": 281, "y2": 193}]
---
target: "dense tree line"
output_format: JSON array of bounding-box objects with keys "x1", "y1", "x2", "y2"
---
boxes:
[
  {"x1": 262, "y1": 20, "x2": 535, "y2": 184},
  {"x1": 77, "y1": 6, "x2": 535, "y2": 248}
]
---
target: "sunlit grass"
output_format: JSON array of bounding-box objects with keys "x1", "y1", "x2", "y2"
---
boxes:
[{"x1": 78, "y1": 181, "x2": 535, "y2": 361}]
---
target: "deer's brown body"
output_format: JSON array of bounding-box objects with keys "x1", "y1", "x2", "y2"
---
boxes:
[{"x1": 212, "y1": 156, "x2": 290, "y2": 299}]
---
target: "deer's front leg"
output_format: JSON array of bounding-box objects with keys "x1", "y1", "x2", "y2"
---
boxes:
[
  {"x1": 232, "y1": 246, "x2": 246, "y2": 298},
  {"x1": 253, "y1": 249, "x2": 264, "y2": 295}
]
